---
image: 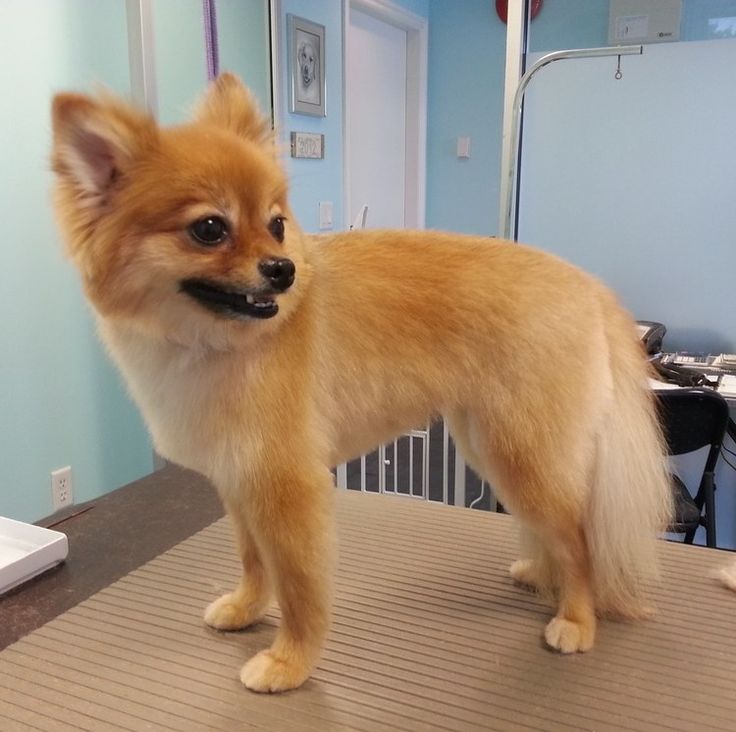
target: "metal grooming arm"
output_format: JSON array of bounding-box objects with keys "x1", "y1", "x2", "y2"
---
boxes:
[{"x1": 499, "y1": 44, "x2": 644, "y2": 241}]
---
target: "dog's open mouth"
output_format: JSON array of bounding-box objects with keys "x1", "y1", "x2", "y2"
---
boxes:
[{"x1": 180, "y1": 279, "x2": 279, "y2": 320}]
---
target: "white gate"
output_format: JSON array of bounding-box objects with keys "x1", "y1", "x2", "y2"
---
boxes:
[{"x1": 335, "y1": 421, "x2": 496, "y2": 510}]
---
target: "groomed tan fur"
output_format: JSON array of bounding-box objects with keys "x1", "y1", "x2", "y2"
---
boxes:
[{"x1": 50, "y1": 74, "x2": 672, "y2": 692}]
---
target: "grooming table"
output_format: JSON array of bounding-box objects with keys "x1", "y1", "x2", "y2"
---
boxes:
[{"x1": 0, "y1": 490, "x2": 734, "y2": 731}]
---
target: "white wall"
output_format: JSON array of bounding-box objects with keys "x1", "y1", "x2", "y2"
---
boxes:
[{"x1": 518, "y1": 38, "x2": 736, "y2": 354}]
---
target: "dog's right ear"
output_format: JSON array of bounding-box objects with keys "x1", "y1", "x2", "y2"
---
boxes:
[
  {"x1": 51, "y1": 92, "x2": 157, "y2": 205},
  {"x1": 194, "y1": 73, "x2": 273, "y2": 148}
]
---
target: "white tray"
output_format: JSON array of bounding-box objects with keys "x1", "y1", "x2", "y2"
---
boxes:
[{"x1": 0, "y1": 517, "x2": 68, "y2": 595}]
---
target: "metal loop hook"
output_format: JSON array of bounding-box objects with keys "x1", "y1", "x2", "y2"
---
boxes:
[{"x1": 615, "y1": 55, "x2": 623, "y2": 80}]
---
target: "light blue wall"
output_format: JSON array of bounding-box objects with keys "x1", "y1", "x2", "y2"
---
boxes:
[
  {"x1": 425, "y1": 0, "x2": 506, "y2": 235},
  {"x1": 528, "y1": 0, "x2": 609, "y2": 51},
  {"x1": 529, "y1": 0, "x2": 736, "y2": 50},
  {"x1": 153, "y1": 0, "x2": 208, "y2": 124},
  {"x1": 153, "y1": 0, "x2": 430, "y2": 232},
  {"x1": 274, "y1": 1, "x2": 346, "y2": 232},
  {"x1": 424, "y1": 0, "x2": 736, "y2": 351},
  {"x1": 0, "y1": 0, "x2": 273, "y2": 524},
  {"x1": 0, "y1": 0, "x2": 153, "y2": 523},
  {"x1": 425, "y1": 0, "x2": 736, "y2": 240},
  {"x1": 392, "y1": 0, "x2": 429, "y2": 17},
  {"x1": 274, "y1": 0, "x2": 428, "y2": 233},
  {"x1": 682, "y1": 0, "x2": 736, "y2": 40},
  {"x1": 154, "y1": 0, "x2": 270, "y2": 125},
  {"x1": 217, "y1": 0, "x2": 271, "y2": 112}
]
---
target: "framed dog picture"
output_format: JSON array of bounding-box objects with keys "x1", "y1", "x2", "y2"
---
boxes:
[{"x1": 287, "y1": 14, "x2": 326, "y2": 117}]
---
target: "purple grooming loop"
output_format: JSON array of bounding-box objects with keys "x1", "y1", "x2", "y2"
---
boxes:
[{"x1": 203, "y1": 0, "x2": 219, "y2": 81}]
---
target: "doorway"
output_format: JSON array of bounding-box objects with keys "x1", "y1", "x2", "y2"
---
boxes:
[{"x1": 343, "y1": 0, "x2": 427, "y2": 229}]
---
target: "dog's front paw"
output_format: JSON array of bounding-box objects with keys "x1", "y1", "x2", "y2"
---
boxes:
[
  {"x1": 240, "y1": 650, "x2": 312, "y2": 693},
  {"x1": 544, "y1": 616, "x2": 595, "y2": 654},
  {"x1": 204, "y1": 592, "x2": 265, "y2": 631}
]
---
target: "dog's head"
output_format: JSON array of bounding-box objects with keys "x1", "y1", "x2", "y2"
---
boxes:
[
  {"x1": 51, "y1": 74, "x2": 307, "y2": 346},
  {"x1": 298, "y1": 42, "x2": 317, "y2": 88}
]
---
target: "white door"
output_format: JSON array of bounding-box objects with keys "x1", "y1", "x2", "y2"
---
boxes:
[
  {"x1": 347, "y1": 8, "x2": 407, "y2": 228},
  {"x1": 346, "y1": 0, "x2": 427, "y2": 230}
]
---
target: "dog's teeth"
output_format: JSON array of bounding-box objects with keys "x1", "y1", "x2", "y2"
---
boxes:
[{"x1": 245, "y1": 294, "x2": 255, "y2": 304}]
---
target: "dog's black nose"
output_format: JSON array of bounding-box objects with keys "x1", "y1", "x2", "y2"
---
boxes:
[{"x1": 258, "y1": 257, "x2": 295, "y2": 292}]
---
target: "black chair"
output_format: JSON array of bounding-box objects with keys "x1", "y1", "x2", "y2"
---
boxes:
[{"x1": 654, "y1": 388, "x2": 730, "y2": 548}]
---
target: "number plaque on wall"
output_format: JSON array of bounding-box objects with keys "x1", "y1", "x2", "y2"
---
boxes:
[{"x1": 290, "y1": 132, "x2": 324, "y2": 159}]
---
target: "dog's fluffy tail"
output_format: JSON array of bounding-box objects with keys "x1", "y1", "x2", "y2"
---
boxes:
[{"x1": 585, "y1": 310, "x2": 673, "y2": 616}]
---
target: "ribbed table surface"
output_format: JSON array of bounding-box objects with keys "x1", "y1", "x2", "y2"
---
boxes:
[{"x1": 1, "y1": 490, "x2": 735, "y2": 731}]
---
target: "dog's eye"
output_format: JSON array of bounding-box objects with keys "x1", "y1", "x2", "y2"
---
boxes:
[
  {"x1": 188, "y1": 216, "x2": 228, "y2": 246},
  {"x1": 268, "y1": 216, "x2": 286, "y2": 243}
]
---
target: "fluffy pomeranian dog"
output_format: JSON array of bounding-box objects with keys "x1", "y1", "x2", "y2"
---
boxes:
[{"x1": 51, "y1": 74, "x2": 672, "y2": 692}]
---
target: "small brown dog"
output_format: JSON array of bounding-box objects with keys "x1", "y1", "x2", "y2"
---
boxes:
[{"x1": 51, "y1": 74, "x2": 671, "y2": 692}]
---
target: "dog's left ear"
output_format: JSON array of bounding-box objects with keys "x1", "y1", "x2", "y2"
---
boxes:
[{"x1": 195, "y1": 73, "x2": 273, "y2": 148}]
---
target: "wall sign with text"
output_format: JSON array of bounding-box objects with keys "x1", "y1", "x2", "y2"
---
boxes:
[{"x1": 290, "y1": 132, "x2": 325, "y2": 159}]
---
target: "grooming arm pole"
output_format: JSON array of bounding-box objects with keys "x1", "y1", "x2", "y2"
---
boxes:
[{"x1": 498, "y1": 45, "x2": 643, "y2": 241}]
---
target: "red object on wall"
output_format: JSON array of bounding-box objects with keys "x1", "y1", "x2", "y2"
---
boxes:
[{"x1": 495, "y1": 0, "x2": 544, "y2": 23}]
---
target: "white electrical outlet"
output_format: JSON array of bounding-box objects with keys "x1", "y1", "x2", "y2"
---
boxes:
[{"x1": 51, "y1": 466, "x2": 73, "y2": 511}]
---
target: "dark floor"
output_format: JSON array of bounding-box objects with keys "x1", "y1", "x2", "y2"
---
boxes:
[{"x1": 0, "y1": 464, "x2": 224, "y2": 650}]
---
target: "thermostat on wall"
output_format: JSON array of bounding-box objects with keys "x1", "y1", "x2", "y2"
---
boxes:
[{"x1": 608, "y1": 0, "x2": 682, "y2": 45}]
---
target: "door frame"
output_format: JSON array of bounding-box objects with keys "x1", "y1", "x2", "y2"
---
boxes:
[{"x1": 342, "y1": 0, "x2": 428, "y2": 229}]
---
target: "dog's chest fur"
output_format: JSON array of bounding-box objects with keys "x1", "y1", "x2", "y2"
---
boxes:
[{"x1": 98, "y1": 320, "x2": 262, "y2": 481}]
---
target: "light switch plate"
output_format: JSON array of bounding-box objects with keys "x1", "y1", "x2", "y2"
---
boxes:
[
  {"x1": 319, "y1": 201, "x2": 333, "y2": 230},
  {"x1": 457, "y1": 136, "x2": 471, "y2": 159}
]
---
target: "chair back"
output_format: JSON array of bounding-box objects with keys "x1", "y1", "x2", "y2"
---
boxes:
[{"x1": 654, "y1": 388, "x2": 729, "y2": 470}]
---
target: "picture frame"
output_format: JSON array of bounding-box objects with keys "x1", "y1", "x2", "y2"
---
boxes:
[{"x1": 287, "y1": 14, "x2": 326, "y2": 117}]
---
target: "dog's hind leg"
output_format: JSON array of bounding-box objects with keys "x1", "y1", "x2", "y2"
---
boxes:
[
  {"x1": 503, "y1": 475, "x2": 597, "y2": 651},
  {"x1": 204, "y1": 508, "x2": 272, "y2": 631},
  {"x1": 461, "y1": 407, "x2": 597, "y2": 653},
  {"x1": 446, "y1": 410, "x2": 555, "y2": 593},
  {"x1": 508, "y1": 532, "x2": 555, "y2": 592},
  {"x1": 531, "y1": 514, "x2": 596, "y2": 653},
  {"x1": 501, "y1": 469, "x2": 596, "y2": 652}
]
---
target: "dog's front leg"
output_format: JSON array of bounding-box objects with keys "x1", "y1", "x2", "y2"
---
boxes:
[
  {"x1": 236, "y1": 463, "x2": 334, "y2": 693},
  {"x1": 205, "y1": 510, "x2": 272, "y2": 631}
]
